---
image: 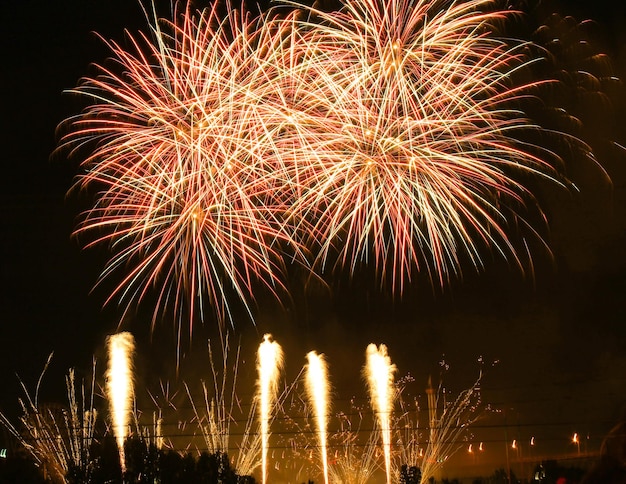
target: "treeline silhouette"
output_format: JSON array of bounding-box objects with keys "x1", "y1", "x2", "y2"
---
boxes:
[{"x1": 66, "y1": 437, "x2": 256, "y2": 483}]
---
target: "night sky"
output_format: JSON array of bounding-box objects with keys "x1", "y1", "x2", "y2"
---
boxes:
[{"x1": 3, "y1": 0, "x2": 626, "y2": 479}]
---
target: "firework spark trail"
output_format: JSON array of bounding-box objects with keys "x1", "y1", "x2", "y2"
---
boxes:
[
  {"x1": 328, "y1": 398, "x2": 382, "y2": 484},
  {"x1": 305, "y1": 351, "x2": 330, "y2": 484},
  {"x1": 106, "y1": 332, "x2": 136, "y2": 474},
  {"x1": 0, "y1": 355, "x2": 99, "y2": 482},
  {"x1": 183, "y1": 336, "x2": 242, "y2": 462},
  {"x1": 235, "y1": 396, "x2": 264, "y2": 477},
  {"x1": 281, "y1": 0, "x2": 571, "y2": 291},
  {"x1": 365, "y1": 343, "x2": 396, "y2": 484},
  {"x1": 257, "y1": 334, "x2": 284, "y2": 484},
  {"x1": 390, "y1": 365, "x2": 486, "y2": 482},
  {"x1": 419, "y1": 371, "x2": 485, "y2": 482}
]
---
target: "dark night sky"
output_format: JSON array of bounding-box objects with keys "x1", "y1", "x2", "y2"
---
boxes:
[{"x1": 2, "y1": 0, "x2": 626, "y2": 477}]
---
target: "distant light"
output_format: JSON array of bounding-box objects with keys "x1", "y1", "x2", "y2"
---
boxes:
[
  {"x1": 530, "y1": 436, "x2": 535, "y2": 446},
  {"x1": 512, "y1": 439, "x2": 517, "y2": 449},
  {"x1": 0, "y1": 449, "x2": 6, "y2": 458}
]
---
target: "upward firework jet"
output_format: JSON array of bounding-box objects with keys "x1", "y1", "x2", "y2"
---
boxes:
[
  {"x1": 256, "y1": 334, "x2": 284, "y2": 484},
  {"x1": 305, "y1": 351, "x2": 330, "y2": 484},
  {"x1": 365, "y1": 343, "x2": 397, "y2": 484},
  {"x1": 106, "y1": 332, "x2": 136, "y2": 474}
]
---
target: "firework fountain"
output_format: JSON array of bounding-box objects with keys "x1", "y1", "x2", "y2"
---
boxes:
[
  {"x1": 365, "y1": 343, "x2": 397, "y2": 484},
  {"x1": 0, "y1": 333, "x2": 495, "y2": 482},
  {"x1": 106, "y1": 332, "x2": 136, "y2": 474},
  {"x1": 257, "y1": 334, "x2": 284, "y2": 484},
  {"x1": 305, "y1": 351, "x2": 330, "y2": 484}
]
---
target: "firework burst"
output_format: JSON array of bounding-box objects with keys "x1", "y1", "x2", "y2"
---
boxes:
[
  {"x1": 282, "y1": 0, "x2": 574, "y2": 292},
  {"x1": 58, "y1": 0, "x2": 600, "y2": 336},
  {"x1": 57, "y1": 2, "x2": 309, "y2": 336}
]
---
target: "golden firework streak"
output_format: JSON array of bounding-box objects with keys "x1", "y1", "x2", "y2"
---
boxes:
[
  {"x1": 257, "y1": 334, "x2": 284, "y2": 484},
  {"x1": 106, "y1": 332, "x2": 135, "y2": 474},
  {"x1": 306, "y1": 351, "x2": 330, "y2": 484},
  {"x1": 365, "y1": 343, "x2": 396, "y2": 484}
]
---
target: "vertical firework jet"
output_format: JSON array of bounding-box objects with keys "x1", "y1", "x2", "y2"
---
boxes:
[
  {"x1": 256, "y1": 334, "x2": 284, "y2": 484},
  {"x1": 106, "y1": 332, "x2": 136, "y2": 474},
  {"x1": 305, "y1": 351, "x2": 330, "y2": 484},
  {"x1": 365, "y1": 343, "x2": 396, "y2": 484}
]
